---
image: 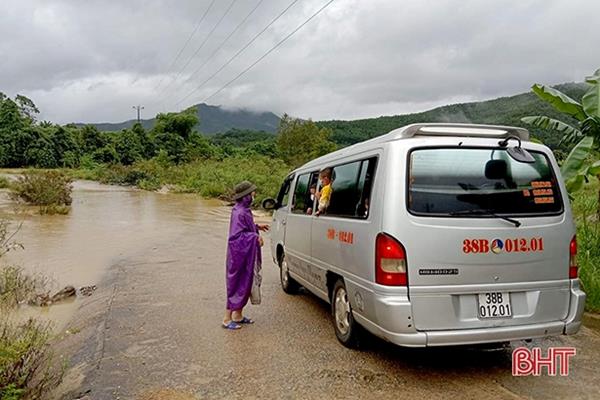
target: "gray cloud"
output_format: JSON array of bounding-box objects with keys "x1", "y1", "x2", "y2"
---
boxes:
[{"x1": 1, "y1": 0, "x2": 598, "y2": 124}]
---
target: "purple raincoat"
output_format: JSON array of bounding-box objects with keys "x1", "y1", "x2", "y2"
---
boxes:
[{"x1": 226, "y1": 194, "x2": 262, "y2": 310}]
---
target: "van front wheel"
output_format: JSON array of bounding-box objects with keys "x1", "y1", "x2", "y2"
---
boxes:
[
  {"x1": 332, "y1": 279, "x2": 360, "y2": 348},
  {"x1": 279, "y1": 254, "x2": 299, "y2": 294}
]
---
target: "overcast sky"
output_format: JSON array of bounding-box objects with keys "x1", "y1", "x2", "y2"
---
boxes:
[{"x1": 1, "y1": 0, "x2": 598, "y2": 124}]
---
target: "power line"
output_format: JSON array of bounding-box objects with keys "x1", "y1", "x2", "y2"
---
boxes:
[
  {"x1": 196, "y1": 0, "x2": 336, "y2": 106},
  {"x1": 174, "y1": 0, "x2": 300, "y2": 107},
  {"x1": 161, "y1": 0, "x2": 265, "y2": 107},
  {"x1": 158, "y1": 0, "x2": 238, "y2": 100},
  {"x1": 153, "y1": 0, "x2": 217, "y2": 92}
]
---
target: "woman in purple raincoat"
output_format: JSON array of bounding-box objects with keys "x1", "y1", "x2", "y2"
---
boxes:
[{"x1": 223, "y1": 181, "x2": 269, "y2": 330}]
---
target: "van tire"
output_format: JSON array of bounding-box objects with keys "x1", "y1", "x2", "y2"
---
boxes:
[
  {"x1": 331, "y1": 279, "x2": 360, "y2": 348},
  {"x1": 279, "y1": 253, "x2": 299, "y2": 294}
]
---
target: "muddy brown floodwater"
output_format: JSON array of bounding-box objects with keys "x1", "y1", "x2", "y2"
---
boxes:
[
  {"x1": 1, "y1": 180, "x2": 599, "y2": 399},
  {"x1": 0, "y1": 180, "x2": 226, "y2": 328}
]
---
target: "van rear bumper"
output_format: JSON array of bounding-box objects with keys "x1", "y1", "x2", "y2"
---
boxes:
[{"x1": 354, "y1": 280, "x2": 586, "y2": 347}]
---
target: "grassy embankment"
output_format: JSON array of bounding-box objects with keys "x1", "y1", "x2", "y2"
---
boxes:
[
  {"x1": 69, "y1": 155, "x2": 290, "y2": 205},
  {"x1": 571, "y1": 179, "x2": 600, "y2": 312}
]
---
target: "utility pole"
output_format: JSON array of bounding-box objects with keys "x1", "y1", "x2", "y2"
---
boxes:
[{"x1": 132, "y1": 105, "x2": 144, "y2": 123}]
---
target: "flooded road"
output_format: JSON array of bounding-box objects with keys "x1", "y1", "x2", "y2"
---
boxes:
[
  {"x1": 0, "y1": 180, "x2": 227, "y2": 328},
  {"x1": 1, "y1": 181, "x2": 599, "y2": 399}
]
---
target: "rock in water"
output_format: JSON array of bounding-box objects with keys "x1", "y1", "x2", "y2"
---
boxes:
[
  {"x1": 51, "y1": 286, "x2": 76, "y2": 303},
  {"x1": 79, "y1": 285, "x2": 97, "y2": 297},
  {"x1": 30, "y1": 292, "x2": 51, "y2": 307}
]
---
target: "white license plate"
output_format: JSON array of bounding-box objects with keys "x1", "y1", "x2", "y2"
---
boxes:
[{"x1": 477, "y1": 292, "x2": 512, "y2": 319}]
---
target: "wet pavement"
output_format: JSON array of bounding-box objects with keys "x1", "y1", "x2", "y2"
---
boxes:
[{"x1": 2, "y1": 181, "x2": 599, "y2": 399}]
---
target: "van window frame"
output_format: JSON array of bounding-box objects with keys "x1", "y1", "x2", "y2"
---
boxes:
[
  {"x1": 291, "y1": 172, "x2": 319, "y2": 215},
  {"x1": 405, "y1": 145, "x2": 565, "y2": 218},
  {"x1": 276, "y1": 173, "x2": 294, "y2": 210},
  {"x1": 316, "y1": 155, "x2": 379, "y2": 220}
]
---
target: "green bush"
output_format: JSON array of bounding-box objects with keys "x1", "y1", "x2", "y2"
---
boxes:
[
  {"x1": 572, "y1": 180, "x2": 600, "y2": 312},
  {"x1": 0, "y1": 177, "x2": 9, "y2": 189},
  {"x1": 10, "y1": 170, "x2": 72, "y2": 215},
  {"x1": 0, "y1": 318, "x2": 58, "y2": 400}
]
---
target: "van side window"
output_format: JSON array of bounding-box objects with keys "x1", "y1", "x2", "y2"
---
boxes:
[
  {"x1": 327, "y1": 157, "x2": 377, "y2": 218},
  {"x1": 277, "y1": 175, "x2": 293, "y2": 208},
  {"x1": 291, "y1": 173, "x2": 310, "y2": 214}
]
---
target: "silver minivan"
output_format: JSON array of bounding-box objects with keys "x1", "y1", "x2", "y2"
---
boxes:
[{"x1": 264, "y1": 123, "x2": 586, "y2": 348}]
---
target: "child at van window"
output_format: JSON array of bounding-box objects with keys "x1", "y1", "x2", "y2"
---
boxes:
[
  {"x1": 306, "y1": 184, "x2": 317, "y2": 214},
  {"x1": 316, "y1": 168, "x2": 333, "y2": 216}
]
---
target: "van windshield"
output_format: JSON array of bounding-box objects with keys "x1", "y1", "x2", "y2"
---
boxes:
[{"x1": 408, "y1": 147, "x2": 563, "y2": 216}]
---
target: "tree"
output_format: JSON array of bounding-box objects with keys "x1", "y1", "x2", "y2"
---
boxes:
[
  {"x1": 276, "y1": 114, "x2": 337, "y2": 167},
  {"x1": 522, "y1": 68, "x2": 600, "y2": 215},
  {"x1": 0, "y1": 97, "x2": 28, "y2": 166},
  {"x1": 115, "y1": 128, "x2": 143, "y2": 165},
  {"x1": 151, "y1": 108, "x2": 200, "y2": 163},
  {"x1": 183, "y1": 132, "x2": 215, "y2": 162},
  {"x1": 14, "y1": 94, "x2": 39, "y2": 124},
  {"x1": 153, "y1": 108, "x2": 198, "y2": 141},
  {"x1": 131, "y1": 122, "x2": 154, "y2": 159},
  {"x1": 51, "y1": 126, "x2": 80, "y2": 167},
  {"x1": 79, "y1": 125, "x2": 107, "y2": 154}
]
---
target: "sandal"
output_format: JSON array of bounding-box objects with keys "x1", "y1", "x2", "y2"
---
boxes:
[
  {"x1": 222, "y1": 321, "x2": 242, "y2": 330},
  {"x1": 233, "y1": 316, "x2": 254, "y2": 324}
]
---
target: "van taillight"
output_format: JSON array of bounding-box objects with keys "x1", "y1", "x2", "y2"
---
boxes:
[
  {"x1": 569, "y1": 235, "x2": 578, "y2": 279},
  {"x1": 376, "y1": 233, "x2": 407, "y2": 286}
]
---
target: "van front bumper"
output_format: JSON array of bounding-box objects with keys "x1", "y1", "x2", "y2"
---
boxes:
[{"x1": 354, "y1": 280, "x2": 586, "y2": 347}]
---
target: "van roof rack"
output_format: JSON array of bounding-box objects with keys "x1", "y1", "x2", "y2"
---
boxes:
[{"x1": 389, "y1": 123, "x2": 530, "y2": 141}]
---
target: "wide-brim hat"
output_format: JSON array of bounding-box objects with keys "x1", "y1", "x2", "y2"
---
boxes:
[{"x1": 232, "y1": 180, "x2": 257, "y2": 200}]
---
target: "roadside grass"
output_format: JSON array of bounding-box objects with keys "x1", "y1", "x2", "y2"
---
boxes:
[
  {"x1": 9, "y1": 170, "x2": 72, "y2": 215},
  {"x1": 571, "y1": 179, "x2": 600, "y2": 312},
  {"x1": 0, "y1": 266, "x2": 41, "y2": 310},
  {"x1": 0, "y1": 317, "x2": 61, "y2": 400},
  {"x1": 0, "y1": 222, "x2": 62, "y2": 399}
]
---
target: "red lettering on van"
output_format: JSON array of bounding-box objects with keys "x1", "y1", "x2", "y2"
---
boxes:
[
  {"x1": 338, "y1": 231, "x2": 354, "y2": 244},
  {"x1": 327, "y1": 229, "x2": 336, "y2": 240}
]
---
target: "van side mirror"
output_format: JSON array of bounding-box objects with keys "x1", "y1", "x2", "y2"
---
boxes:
[{"x1": 262, "y1": 198, "x2": 277, "y2": 210}]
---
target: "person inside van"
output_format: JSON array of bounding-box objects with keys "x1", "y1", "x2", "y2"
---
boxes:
[
  {"x1": 305, "y1": 184, "x2": 317, "y2": 214},
  {"x1": 316, "y1": 168, "x2": 333, "y2": 216}
]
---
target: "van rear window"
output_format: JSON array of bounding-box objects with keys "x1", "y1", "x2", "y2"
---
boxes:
[{"x1": 408, "y1": 148, "x2": 563, "y2": 216}]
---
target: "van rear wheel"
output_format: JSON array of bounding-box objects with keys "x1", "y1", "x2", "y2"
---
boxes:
[
  {"x1": 331, "y1": 279, "x2": 360, "y2": 348},
  {"x1": 279, "y1": 253, "x2": 299, "y2": 294}
]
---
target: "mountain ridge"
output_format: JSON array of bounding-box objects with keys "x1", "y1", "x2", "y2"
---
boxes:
[
  {"x1": 75, "y1": 103, "x2": 281, "y2": 135},
  {"x1": 76, "y1": 82, "x2": 589, "y2": 149}
]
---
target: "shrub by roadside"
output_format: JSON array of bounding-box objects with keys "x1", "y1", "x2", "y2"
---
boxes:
[
  {"x1": 0, "y1": 317, "x2": 59, "y2": 400},
  {"x1": 572, "y1": 179, "x2": 600, "y2": 312},
  {"x1": 10, "y1": 170, "x2": 72, "y2": 215},
  {"x1": 0, "y1": 177, "x2": 10, "y2": 190}
]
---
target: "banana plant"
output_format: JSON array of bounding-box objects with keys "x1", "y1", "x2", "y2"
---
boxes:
[
  {"x1": 560, "y1": 136, "x2": 600, "y2": 194},
  {"x1": 522, "y1": 68, "x2": 600, "y2": 190}
]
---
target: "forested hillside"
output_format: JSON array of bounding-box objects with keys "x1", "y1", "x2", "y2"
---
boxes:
[{"x1": 317, "y1": 83, "x2": 588, "y2": 151}]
